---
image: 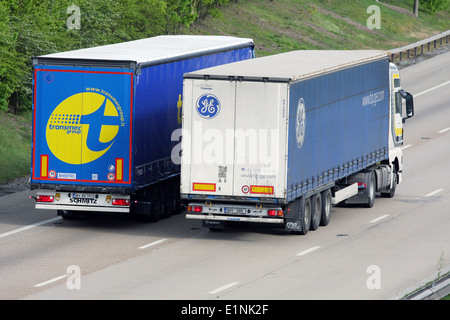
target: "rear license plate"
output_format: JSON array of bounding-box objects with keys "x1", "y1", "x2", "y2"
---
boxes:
[
  {"x1": 72, "y1": 193, "x2": 96, "y2": 199},
  {"x1": 225, "y1": 207, "x2": 246, "y2": 214}
]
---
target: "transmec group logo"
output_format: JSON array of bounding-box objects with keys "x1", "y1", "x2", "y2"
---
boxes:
[{"x1": 46, "y1": 92, "x2": 122, "y2": 165}]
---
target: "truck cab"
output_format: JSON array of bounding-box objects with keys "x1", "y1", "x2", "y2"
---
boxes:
[{"x1": 387, "y1": 62, "x2": 414, "y2": 188}]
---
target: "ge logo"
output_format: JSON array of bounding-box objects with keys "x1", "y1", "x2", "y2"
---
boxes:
[
  {"x1": 296, "y1": 98, "x2": 306, "y2": 149},
  {"x1": 46, "y1": 92, "x2": 121, "y2": 165},
  {"x1": 196, "y1": 94, "x2": 221, "y2": 119}
]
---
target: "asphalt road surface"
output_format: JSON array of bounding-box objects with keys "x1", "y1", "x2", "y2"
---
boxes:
[{"x1": 0, "y1": 51, "x2": 449, "y2": 301}]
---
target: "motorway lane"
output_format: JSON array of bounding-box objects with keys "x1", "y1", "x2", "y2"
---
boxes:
[
  {"x1": 0, "y1": 191, "x2": 206, "y2": 299},
  {"x1": 1, "y1": 51, "x2": 449, "y2": 300}
]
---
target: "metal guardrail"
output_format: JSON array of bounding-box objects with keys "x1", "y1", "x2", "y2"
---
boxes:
[
  {"x1": 402, "y1": 272, "x2": 450, "y2": 300},
  {"x1": 388, "y1": 30, "x2": 450, "y2": 63}
]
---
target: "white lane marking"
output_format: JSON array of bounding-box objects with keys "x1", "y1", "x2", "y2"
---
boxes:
[
  {"x1": 438, "y1": 127, "x2": 450, "y2": 134},
  {"x1": 425, "y1": 189, "x2": 444, "y2": 197},
  {"x1": 34, "y1": 274, "x2": 69, "y2": 287},
  {"x1": 401, "y1": 144, "x2": 412, "y2": 150},
  {"x1": 0, "y1": 216, "x2": 62, "y2": 239},
  {"x1": 296, "y1": 246, "x2": 321, "y2": 256},
  {"x1": 414, "y1": 80, "x2": 450, "y2": 98},
  {"x1": 209, "y1": 282, "x2": 239, "y2": 294},
  {"x1": 370, "y1": 214, "x2": 390, "y2": 223},
  {"x1": 138, "y1": 238, "x2": 168, "y2": 250}
]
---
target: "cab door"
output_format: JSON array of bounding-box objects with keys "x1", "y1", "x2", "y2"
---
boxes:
[{"x1": 391, "y1": 73, "x2": 404, "y2": 146}]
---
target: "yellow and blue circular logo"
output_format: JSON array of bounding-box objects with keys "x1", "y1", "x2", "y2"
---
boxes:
[{"x1": 46, "y1": 92, "x2": 121, "y2": 165}]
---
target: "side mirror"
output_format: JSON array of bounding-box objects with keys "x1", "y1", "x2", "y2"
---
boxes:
[{"x1": 405, "y1": 92, "x2": 414, "y2": 118}]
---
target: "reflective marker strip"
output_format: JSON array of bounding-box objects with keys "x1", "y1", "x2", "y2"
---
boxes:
[
  {"x1": 250, "y1": 185, "x2": 274, "y2": 194},
  {"x1": 40, "y1": 155, "x2": 48, "y2": 178},
  {"x1": 193, "y1": 183, "x2": 216, "y2": 192},
  {"x1": 116, "y1": 158, "x2": 123, "y2": 181}
]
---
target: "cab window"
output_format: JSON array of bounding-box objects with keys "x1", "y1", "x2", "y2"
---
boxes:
[{"x1": 395, "y1": 91, "x2": 402, "y2": 115}]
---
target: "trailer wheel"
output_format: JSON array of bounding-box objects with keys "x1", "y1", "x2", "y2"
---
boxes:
[
  {"x1": 366, "y1": 171, "x2": 376, "y2": 208},
  {"x1": 146, "y1": 189, "x2": 162, "y2": 222},
  {"x1": 297, "y1": 196, "x2": 311, "y2": 235},
  {"x1": 320, "y1": 189, "x2": 332, "y2": 226},
  {"x1": 310, "y1": 193, "x2": 322, "y2": 230},
  {"x1": 151, "y1": 199, "x2": 163, "y2": 222},
  {"x1": 290, "y1": 196, "x2": 311, "y2": 235}
]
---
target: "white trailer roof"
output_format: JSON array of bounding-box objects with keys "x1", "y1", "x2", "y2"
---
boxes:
[
  {"x1": 37, "y1": 35, "x2": 254, "y2": 65},
  {"x1": 185, "y1": 50, "x2": 388, "y2": 82}
]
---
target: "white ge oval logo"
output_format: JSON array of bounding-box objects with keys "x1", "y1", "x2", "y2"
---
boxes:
[{"x1": 296, "y1": 98, "x2": 306, "y2": 149}]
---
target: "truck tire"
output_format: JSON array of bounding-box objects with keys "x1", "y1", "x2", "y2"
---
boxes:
[
  {"x1": 161, "y1": 195, "x2": 173, "y2": 218},
  {"x1": 297, "y1": 196, "x2": 311, "y2": 235},
  {"x1": 290, "y1": 196, "x2": 311, "y2": 235},
  {"x1": 320, "y1": 189, "x2": 332, "y2": 226},
  {"x1": 310, "y1": 193, "x2": 322, "y2": 230},
  {"x1": 162, "y1": 179, "x2": 178, "y2": 218},
  {"x1": 381, "y1": 166, "x2": 397, "y2": 198},
  {"x1": 366, "y1": 171, "x2": 376, "y2": 208},
  {"x1": 149, "y1": 200, "x2": 162, "y2": 222}
]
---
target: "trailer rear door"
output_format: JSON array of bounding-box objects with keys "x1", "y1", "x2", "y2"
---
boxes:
[
  {"x1": 233, "y1": 82, "x2": 288, "y2": 199},
  {"x1": 182, "y1": 79, "x2": 287, "y2": 199},
  {"x1": 31, "y1": 65, "x2": 134, "y2": 188}
]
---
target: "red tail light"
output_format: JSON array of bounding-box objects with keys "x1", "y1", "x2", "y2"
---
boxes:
[
  {"x1": 112, "y1": 198, "x2": 130, "y2": 206},
  {"x1": 268, "y1": 209, "x2": 283, "y2": 217},
  {"x1": 188, "y1": 205, "x2": 203, "y2": 212},
  {"x1": 36, "y1": 195, "x2": 54, "y2": 202}
]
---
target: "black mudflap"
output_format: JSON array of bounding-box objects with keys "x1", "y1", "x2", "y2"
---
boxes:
[{"x1": 284, "y1": 199, "x2": 302, "y2": 232}]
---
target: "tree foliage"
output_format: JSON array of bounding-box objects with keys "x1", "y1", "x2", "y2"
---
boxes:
[{"x1": 0, "y1": 0, "x2": 233, "y2": 113}]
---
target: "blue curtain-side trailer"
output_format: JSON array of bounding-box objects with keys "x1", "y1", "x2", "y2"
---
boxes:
[
  {"x1": 181, "y1": 50, "x2": 414, "y2": 234},
  {"x1": 30, "y1": 35, "x2": 255, "y2": 221}
]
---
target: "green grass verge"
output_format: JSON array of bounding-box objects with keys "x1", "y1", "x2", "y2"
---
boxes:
[
  {"x1": 186, "y1": 0, "x2": 449, "y2": 56},
  {"x1": 0, "y1": 111, "x2": 31, "y2": 184}
]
